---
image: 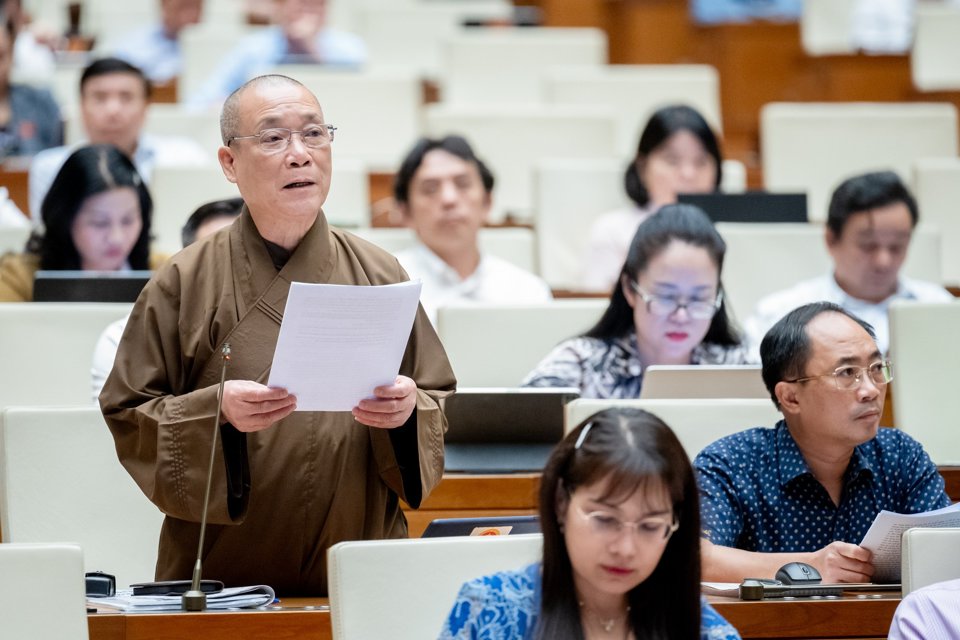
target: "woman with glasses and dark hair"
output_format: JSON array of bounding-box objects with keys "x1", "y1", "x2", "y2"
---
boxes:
[
  {"x1": 0, "y1": 143, "x2": 159, "y2": 301},
  {"x1": 524, "y1": 204, "x2": 746, "y2": 398},
  {"x1": 439, "y1": 407, "x2": 741, "y2": 640},
  {"x1": 582, "y1": 104, "x2": 723, "y2": 292}
]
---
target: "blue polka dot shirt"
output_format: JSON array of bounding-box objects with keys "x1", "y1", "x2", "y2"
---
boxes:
[{"x1": 694, "y1": 421, "x2": 951, "y2": 552}]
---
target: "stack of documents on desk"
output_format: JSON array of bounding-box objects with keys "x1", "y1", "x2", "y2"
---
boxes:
[
  {"x1": 861, "y1": 501, "x2": 960, "y2": 582},
  {"x1": 89, "y1": 584, "x2": 276, "y2": 612}
]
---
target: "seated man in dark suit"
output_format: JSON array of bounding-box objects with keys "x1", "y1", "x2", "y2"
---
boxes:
[{"x1": 695, "y1": 301, "x2": 950, "y2": 583}]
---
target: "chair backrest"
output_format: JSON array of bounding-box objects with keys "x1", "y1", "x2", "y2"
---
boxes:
[
  {"x1": 564, "y1": 398, "x2": 782, "y2": 459},
  {"x1": 911, "y1": 4, "x2": 960, "y2": 92},
  {"x1": 800, "y1": 0, "x2": 857, "y2": 55},
  {"x1": 352, "y1": 227, "x2": 539, "y2": 273},
  {"x1": 534, "y1": 157, "x2": 746, "y2": 290},
  {"x1": 0, "y1": 225, "x2": 29, "y2": 255},
  {"x1": 425, "y1": 104, "x2": 618, "y2": 222},
  {"x1": 273, "y1": 66, "x2": 422, "y2": 171},
  {"x1": 0, "y1": 407, "x2": 165, "y2": 589},
  {"x1": 65, "y1": 103, "x2": 222, "y2": 152},
  {"x1": 0, "y1": 303, "x2": 132, "y2": 409},
  {"x1": 328, "y1": 534, "x2": 543, "y2": 640},
  {"x1": 356, "y1": 2, "x2": 513, "y2": 77},
  {"x1": 436, "y1": 299, "x2": 608, "y2": 387},
  {"x1": 913, "y1": 157, "x2": 960, "y2": 285},
  {"x1": 761, "y1": 102, "x2": 959, "y2": 220},
  {"x1": 0, "y1": 542, "x2": 89, "y2": 640},
  {"x1": 716, "y1": 222, "x2": 942, "y2": 319},
  {"x1": 901, "y1": 528, "x2": 960, "y2": 596},
  {"x1": 440, "y1": 27, "x2": 607, "y2": 106},
  {"x1": 889, "y1": 301, "x2": 960, "y2": 465},
  {"x1": 544, "y1": 64, "x2": 722, "y2": 158}
]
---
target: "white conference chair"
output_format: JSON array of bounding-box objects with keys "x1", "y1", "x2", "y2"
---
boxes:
[
  {"x1": 889, "y1": 301, "x2": 960, "y2": 465},
  {"x1": 272, "y1": 66, "x2": 422, "y2": 171},
  {"x1": 533, "y1": 157, "x2": 747, "y2": 291},
  {"x1": 356, "y1": 2, "x2": 513, "y2": 78},
  {"x1": 0, "y1": 303, "x2": 132, "y2": 410},
  {"x1": 0, "y1": 543, "x2": 89, "y2": 640},
  {"x1": 0, "y1": 407, "x2": 166, "y2": 589},
  {"x1": 328, "y1": 534, "x2": 543, "y2": 640},
  {"x1": 800, "y1": 0, "x2": 857, "y2": 55},
  {"x1": 901, "y1": 528, "x2": 960, "y2": 596},
  {"x1": 439, "y1": 27, "x2": 607, "y2": 106},
  {"x1": 761, "y1": 102, "x2": 959, "y2": 220},
  {"x1": 352, "y1": 226, "x2": 539, "y2": 274},
  {"x1": 425, "y1": 104, "x2": 618, "y2": 222},
  {"x1": 564, "y1": 398, "x2": 782, "y2": 459},
  {"x1": 911, "y1": 4, "x2": 960, "y2": 92},
  {"x1": 913, "y1": 157, "x2": 960, "y2": 286},
  {"x1": 0, "y1": 225, "x2": 29, "y2": 255},
  {"x1": 717, "y1": 222, "x2": 943, "y2": 320},
  {"x1": 544, "y1": 64, "x2": 722, "y2": 158},
  {"x1": 436, "y1": 299, "x2": 608, "y2": 387}
]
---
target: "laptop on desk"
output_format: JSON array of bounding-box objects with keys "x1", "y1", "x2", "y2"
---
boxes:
[
  {"x1": 678, "y1": 192, "x2": 808, "y2": 223},
  {"x1": 443, "y1": 387, "x2": 579, "y2": 474},
  {"x1": 421, "y1": 515, "x2": 541, "y2": 538},
  {"x1": 639, "y1": 365, "x2": 768, "y2": 400},
  {"x1": 32, "y1": 270, "x2": 152, "y2": 303}
]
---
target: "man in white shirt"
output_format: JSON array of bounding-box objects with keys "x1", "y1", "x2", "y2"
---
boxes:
[
  {"x1": 29, "y1": 57, "x2": 209, "y2": 218},
  {"x1": 393, "y1": 135, "x2": 552, "y2": 323},
  {"x1": 744, "y1": 170, "x2": 952, "y2": 359}
]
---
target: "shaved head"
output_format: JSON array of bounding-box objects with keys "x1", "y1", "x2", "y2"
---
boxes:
[{"x1": 220, "y1": 74, "x2": 311, "y2": 144}]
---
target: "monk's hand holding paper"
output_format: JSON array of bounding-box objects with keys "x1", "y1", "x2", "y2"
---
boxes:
[
  {"x1": 352, "y1": 375, "x2": 417, "y2": 429},
  {"x1": 221, "y1": 380, "x2": 298, "y2": 432}
]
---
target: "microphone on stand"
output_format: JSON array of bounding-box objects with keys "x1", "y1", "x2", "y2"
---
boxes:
[{"x1": 182, "y1": 343, "x2": 231, "y2": 612}]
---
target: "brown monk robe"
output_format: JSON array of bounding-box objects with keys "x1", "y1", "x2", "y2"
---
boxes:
[{"x1": 99, "y1": 208, "x2": 456, "y2": 596}]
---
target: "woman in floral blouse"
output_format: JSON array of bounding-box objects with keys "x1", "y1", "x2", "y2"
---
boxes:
[{"x1": 523, "y1": 204, "x2": 746, "y2": 398}]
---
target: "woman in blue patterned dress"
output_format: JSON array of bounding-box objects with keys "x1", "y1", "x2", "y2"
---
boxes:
[
  {"x1": 523, "y1": 204, "x2": 746, "y2": 398},
  {"x1": 439, "y1": 407, "x2": 741, "y2": 640}
]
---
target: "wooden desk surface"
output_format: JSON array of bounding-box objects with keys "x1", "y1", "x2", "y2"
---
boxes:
[{"x1": 88, "y1": 593, "x2": 901, "y2": 640}]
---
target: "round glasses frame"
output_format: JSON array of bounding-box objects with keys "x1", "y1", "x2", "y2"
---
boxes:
[
  {"x1": 785, "y1": 360, "x2": 894, "y2": 390},
  {"x1": 574, "y1": 505, "x2": 679, "y2": 543},
  {"x1": 628, "y1": 280, "x2": 722, "y2": 320},
  {"x1": 226, "y1": 124, "x2": 337, "y2": 153}
]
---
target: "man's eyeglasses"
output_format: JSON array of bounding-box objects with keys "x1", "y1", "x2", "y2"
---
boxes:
[
  {"x1": 226, "y1": 124, "x2": 337, "y2": 153},
  {"x1": 574, "y1": 505, "x2": 679, "y2": 543},
  {"x1": 628, "y1": 281, "x2": 722, "y2": 320},
  {"x1": 786, "y1": 360, "x2": 894, "y2": 390}
]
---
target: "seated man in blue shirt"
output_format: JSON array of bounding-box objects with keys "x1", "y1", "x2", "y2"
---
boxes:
[{"x1": 695, "y1": 301, "x2": 950, "y2": 583}]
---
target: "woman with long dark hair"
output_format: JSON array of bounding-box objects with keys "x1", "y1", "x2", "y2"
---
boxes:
[
  {"x1": 0, "y1": 144, "x2": 156, "y2": 301},
  {"x1": 525, "y1": 204, "x2": 745, "y2": 398},
  {"x1": 439, "y1": 407, "x2": 741, "y2": 639},
  {"x1": 582, "y1": 104, "x2": 722, "y2": 292}
]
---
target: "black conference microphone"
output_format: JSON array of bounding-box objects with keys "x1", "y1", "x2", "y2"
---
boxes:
[{"x1": 182, "y1": 343, "x2": 231, "y2": 612}]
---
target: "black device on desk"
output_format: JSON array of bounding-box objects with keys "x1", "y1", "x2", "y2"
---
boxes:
[
  {"x1": 32, "y1": 270, "x2": 151, "y2": 302},
  {"x1": 442, "y1": 387, "x2": 579, "y2": 473},
  {"x1": 678, "y1": 192, "x2": 808, "y2": 223},
  {"x1": 131, "y1": 579, "x2": 225, "y2": 596},
  {"x1": 422, "y1": 515, "x2": 541, "y2": 538}
]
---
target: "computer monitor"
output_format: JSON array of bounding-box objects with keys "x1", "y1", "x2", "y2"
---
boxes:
[
  {"x1": 32, "y1": 270, "x2": 152, "y2": 303},
  {"x1": 678, "y1": 192, "x2": 808, "y2": 223},
  {"x1": 443, "y1": 387, "x2": 579, "y2": 473}
]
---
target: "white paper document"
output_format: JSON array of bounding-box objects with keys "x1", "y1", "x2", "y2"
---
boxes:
[
  {"x1": 267, "y1": 280, "x2": 422, "y2": 411},
  {"x1": 860, "y1": 501, "x2": 960, "y2": 582},
  {"x1": 89, "y1": 585, "x2": 276, "y2": 612}
]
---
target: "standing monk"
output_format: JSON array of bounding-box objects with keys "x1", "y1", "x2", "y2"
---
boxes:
[{"x1": 99, "y1": 74, "x2": 456, "y2": 596}]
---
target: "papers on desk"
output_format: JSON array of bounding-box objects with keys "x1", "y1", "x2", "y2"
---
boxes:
[
  {"x1": 860, "y1": 501, "x2": 960, "y2": 582},
  {"x1": 701, "y1": 582, "x2": 741, "y2": 597},
  {"x1": 89, "y1": 584, "x2": 276, "y2": 612},
  {"x1": 268, "y1": 280, "x2": 422, "y2": 411}
]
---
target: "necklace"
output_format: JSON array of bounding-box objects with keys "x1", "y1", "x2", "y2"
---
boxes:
[{"x1": 578, "y1": 600, "x2": 631, "y2": 634}]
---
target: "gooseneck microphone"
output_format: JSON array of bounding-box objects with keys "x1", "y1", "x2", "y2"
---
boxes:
[{"x1": 183, "y1": 343, "x2": 231, "y2": 611}]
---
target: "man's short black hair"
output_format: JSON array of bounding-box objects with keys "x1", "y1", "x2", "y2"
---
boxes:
[
  {"x1": 760, "y1": 302, "x2": 876, "y2": 410},
  {"x1": 80, "y1": 57, "x2": 152, "y2": 99},
  {"x1": 181, "y1": 197, "x2": 244, "y2": 247},
  {"x1": 826, "y1": 171, "x2": 919, "y2": 238},
  {"x1": 393, "y1": 135, "x2": 494, "y2": 205}
]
